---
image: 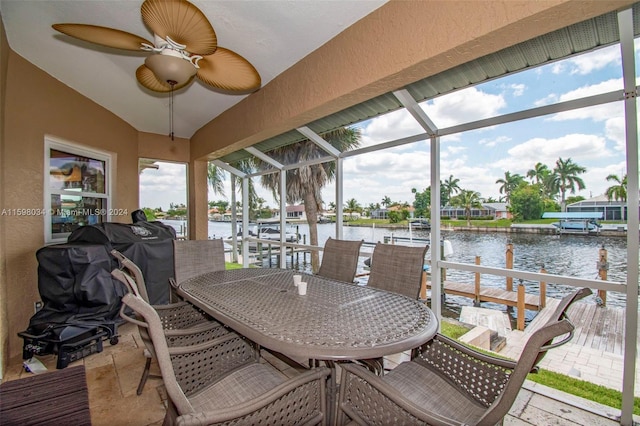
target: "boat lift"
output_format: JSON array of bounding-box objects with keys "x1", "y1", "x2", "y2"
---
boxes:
[{"x1": 542, "y1": 212, "x2": 603, "y2": 235}]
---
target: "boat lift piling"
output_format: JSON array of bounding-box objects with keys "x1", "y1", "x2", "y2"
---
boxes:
[
  {"x1": 505, "y1": 241, "x2": 514, "y2": 292},
  {"x1": 597, "y1": 245, "x2": 608, "y2": 306}
]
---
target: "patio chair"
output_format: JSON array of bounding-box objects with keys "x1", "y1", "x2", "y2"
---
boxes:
[
  {"x1": 317, "y1": 237, "x2": 364, "y2": 283},
  {"x1": 172, "y1": 238, "x2": 226, "y2": 287},
  {"x1": 366, "y1": 242, "x2": 429, "y2": 299},
  {"x1": 338, "y1": 287, "x2": 592, "y2": 426},
  {"x1": 111, "y1": 251, "x2": 231, "y2": 395},
  {"x1": 118, "y1": 283, "x2": 331, "y2": 426}
]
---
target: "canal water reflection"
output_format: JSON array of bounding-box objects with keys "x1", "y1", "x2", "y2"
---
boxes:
[{"x1": 168, "y1": 220, "x2": 634, "y2": 322}]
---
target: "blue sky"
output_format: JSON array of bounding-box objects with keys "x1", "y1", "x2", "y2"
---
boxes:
[{"x1": 140, "y1": 42, "x2": 632, "y2": 211}]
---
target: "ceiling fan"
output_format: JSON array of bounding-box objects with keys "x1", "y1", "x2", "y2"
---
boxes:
[{"x1": 52, "y1": 0, "x2": 261, "y2": 95}]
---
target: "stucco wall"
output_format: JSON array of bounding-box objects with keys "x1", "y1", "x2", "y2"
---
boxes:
[
  {"x1": 138, "y1": 131, "x2": 189, "y2": 163},
  {"x1": 1, "y1": 52, "x2": 139, "y2": 362},
  {"x1": 0, "y1": 11, "x2": 9, "y2": 378}
]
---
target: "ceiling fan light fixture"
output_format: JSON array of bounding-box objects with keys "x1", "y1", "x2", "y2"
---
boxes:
[{"x1": 145, "y1": 54, "x2": 197, "y2": 86}]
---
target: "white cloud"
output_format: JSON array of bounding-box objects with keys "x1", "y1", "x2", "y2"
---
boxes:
[
  {"x1": 534, "y1": 93, "x2": 558, "y2": 107},
  {"x1": 478, "y1": 135, "x2": 511, "y2": 148},
  {"x1": 545, "y1": 79, "x2": 624, "y2": 122},
  {"x1": 361, "y1": 109, "x2": 425, "y2": 147},
  {"x1": 446, "y1": 145, "x2": 467, "y2": 155},
  {"x1": 139, "y1": 162, "x2": 188, "y2": 210},
  {"x1": 504, "y1": 134, "x2": 610, "y2": 166},
  {"x1": 558, "y1": 78, "x2": 622, "y2": 102},
  {"x1": 604, "y1": 117, "x2": 626, "y2": 152},
  {"x1": 551, "y1": 45, "x2": 620, "y2": 75},
  {"x1": 584, "y1": 161, "x2": 628, "y2": 198},
  {"x1": 502, "y1": 83, "x2": 526, "y2": 97},
  {"x1": 422, "y1": 87, "x2": 507, "y2": 128}
]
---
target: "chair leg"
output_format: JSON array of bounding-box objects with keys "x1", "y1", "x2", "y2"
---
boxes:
[{"x1": 137, "y1": 357, "x2": 152, "y2": 396}]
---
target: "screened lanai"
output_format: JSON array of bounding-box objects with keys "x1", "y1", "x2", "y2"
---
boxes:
[{"x1": 209, "y1": 5, "x2": 640, "y2": 424}]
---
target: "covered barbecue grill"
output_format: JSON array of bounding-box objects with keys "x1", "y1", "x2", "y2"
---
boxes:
[{"x1": 19, "y1": 217, "x2": 176, "y2": 368}]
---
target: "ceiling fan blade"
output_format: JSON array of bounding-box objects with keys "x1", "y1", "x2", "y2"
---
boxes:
[
  {"x1": 136, "y1": 64, "x2": 192, "y2": 92},
  {"x1": 197, "y1": 48, "x2": 261, "y2": 94},
  {"x1": 141, "y1": 0, "x2": 217, "y2": 55},
  {"x1": 52, "y1": 24, "x2": 151, "y2": 51}
]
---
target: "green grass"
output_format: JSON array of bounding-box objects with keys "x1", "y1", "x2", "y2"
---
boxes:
[
  {"x1": 439, "y1": 320, "x2": 640, "y2": 415},
  {"x1": 527, "y1": 369, "x2": 640, "y2": 415},
  {"x1": 225, "y1": 262, "x2": 243, "y2": 270},
  {"x1": 440, "y1": 320, "x2": 471, "y2": 340}
]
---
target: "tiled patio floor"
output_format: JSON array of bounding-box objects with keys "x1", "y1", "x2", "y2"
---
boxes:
[{"x1": 2, "y1": 321, "x2": 633, "y2": 425}]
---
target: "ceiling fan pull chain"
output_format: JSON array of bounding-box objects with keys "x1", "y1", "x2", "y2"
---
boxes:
[{"x1": 169, "y1": 81, "x2": 176, "y2": 141}]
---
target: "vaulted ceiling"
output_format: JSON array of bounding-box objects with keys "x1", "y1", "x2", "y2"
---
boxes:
[{"x1": 0, "y1": 0, "x2": 387, "y2": 139}]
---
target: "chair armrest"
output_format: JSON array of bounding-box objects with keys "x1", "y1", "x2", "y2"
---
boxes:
[
  {"x1": 175, "y1": 367, "x2": 331, "y2": 426},
  {"x1": 168, "y1": 334, "x2": 259, "y2": 395},
  {"x1": 414, "y1": 334, "x2": 518, "y2": 370},
  {"x1": 153, "y1": 302, "x2": 213, "y2": 329},
  {"x1": 338, "y1": 363, "x2": 459, "y2": 426},
  {"x1": 164, "y1": 323, "x2": 233, "y2": 348}
]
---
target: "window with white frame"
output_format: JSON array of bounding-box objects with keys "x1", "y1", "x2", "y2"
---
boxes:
[{"x1": 44, "y1": 137, "x2": 111, "y2": 244}]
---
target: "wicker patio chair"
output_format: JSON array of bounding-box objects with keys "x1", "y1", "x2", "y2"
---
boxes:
[
  {"x1": 366, "y1": 242, "x2": 429, "y2": 299},
  {"x1": 111, "y1": 249, "x2": 215, "y2": 329},
  {"x1": 338, "y1": 287, "x2": 592, "y2": 426},
  {"x1": 111, "y1": 251, "x2": 232, "y2": 395},
  {"x1": 119, "y1": 284, "x2": 331, "y2": 426},
  {"x1": 172, "y1": 239, "x2": 226, "y2": 286},
  {"x1": 317, "y1": 237, "x2": 364, "y2": 283}
]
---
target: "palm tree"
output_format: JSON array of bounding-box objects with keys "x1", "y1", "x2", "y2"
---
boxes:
[
  {"x1": 451, "y1": 189, "x2": 483, "y2": 226},
  {"x1": 550, "y1": 158, "x2": 586, "y2": 211},
  {"x1": 207, "y1": 162, "x2": 226, "y2": 196},
  {"x1": 381, "y1": 196, "x2": 391, "y2": 208},
  {"x1": 256, "y1": 127, "x2": 361, "y2": 272},
  {"x1": 605, "y1": 173, "x2": 628, "y2": 202},
  {"x1": 344, "y1": 198, "x2": 361, "y2": 219},
  {"x1": 526, "y1": 162, "x2": 550, "y2": 185},
  {"x1": 495, "y1": 171, "x2": 524, "y2": 205},
  {"x1": 442, "y1": 174, "x2": 461, "y2": 205}
]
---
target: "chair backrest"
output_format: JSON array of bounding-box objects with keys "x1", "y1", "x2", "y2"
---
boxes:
[
  {"x1": 173, "y1": 239, "x2": 226, "y2": 285},
  {"x1": 111, "y1": 249, "x2": 151, "y2": 303},
  {"x1": 317, "y1": 237, "x2": 364, "y2": 283},
  {"x1": 367, "y1": 243, "x2": 428, "y2": 299},
  {"x1": 477, "y1": 287, "x2": 591, "y2": 425}
]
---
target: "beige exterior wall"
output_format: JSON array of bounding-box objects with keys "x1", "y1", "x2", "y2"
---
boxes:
[
  {"x1": 1, "y1": 51, "x2": 138, "y2": 362},
  {"x1": 0, "y1": 12, "x2": 9, "y2": 377},
  {"x1": 138, "y1": 131, "x2": 190, "y2": 163}
]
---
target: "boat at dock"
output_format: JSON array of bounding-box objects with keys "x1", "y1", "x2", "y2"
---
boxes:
[
  {"x1": 408, "y1": 218, "x2": 431, "y2": 230},
  {"x1": 542, "y1": 212, "x2": 602, "y2": 234}
]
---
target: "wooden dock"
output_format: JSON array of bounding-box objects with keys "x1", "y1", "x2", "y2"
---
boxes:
[
  {"x1": 523, "y1": 296, "x2": 628, "y2": 356},
  {"x1": 423, "y1": 276, "x2": 544, "y2": 330},
  {"x1": 429, "y1": 280, "x2": 542, "y2": 310}
]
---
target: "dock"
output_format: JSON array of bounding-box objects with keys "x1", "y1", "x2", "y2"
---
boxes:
[
  {"x1": 518, "y1": 296, "x2": 628, "y2": 356},
  {"x1": 427, "y1": 280, "x2": 542, "y2": 310},
  {"x1": 424, "y1": 274, "x2": 545, "y2": 330},
  {"x1": 499, "y1": 297, "x2": 639, "y2": 396}
]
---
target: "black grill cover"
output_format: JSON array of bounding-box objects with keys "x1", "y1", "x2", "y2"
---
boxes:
[
  {"x1": 29, "y1": 243, "x2": 128, "y2": 331},
  {"x1": 67, "y1": 221, "x2": 176, "y2": 305}
]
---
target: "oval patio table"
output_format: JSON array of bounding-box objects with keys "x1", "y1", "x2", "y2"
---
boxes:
[{"x1": 176, "y1": 268, "x2": 438, "y2": 361}]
